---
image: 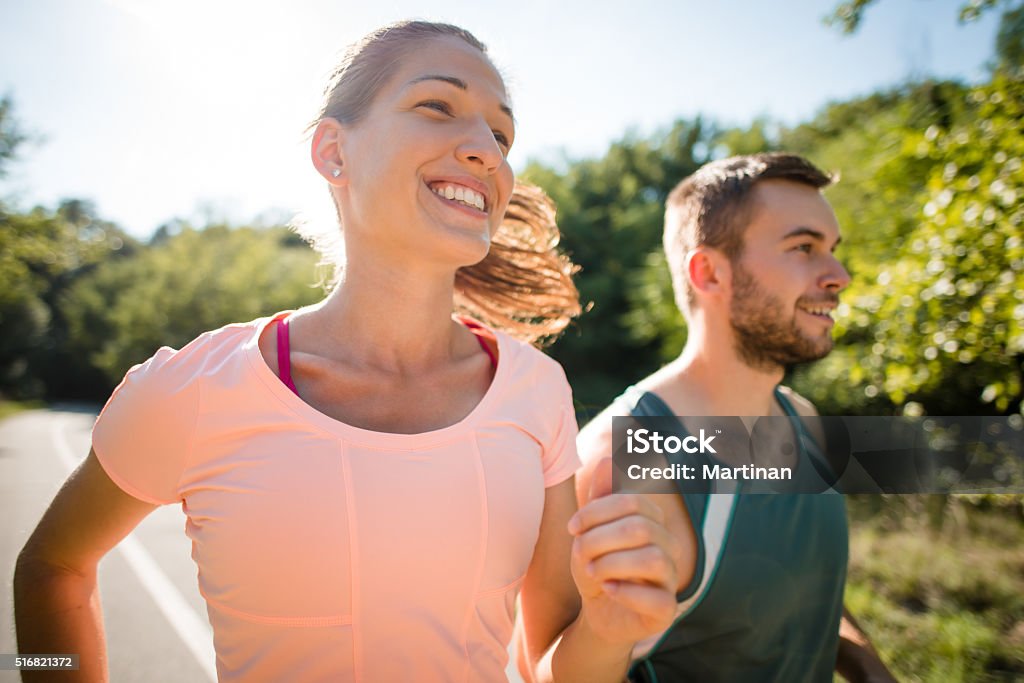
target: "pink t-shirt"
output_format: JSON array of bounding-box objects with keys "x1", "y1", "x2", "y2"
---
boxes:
[{"x1": 92, "y1": 314, "x2": 580, "y2": 682}]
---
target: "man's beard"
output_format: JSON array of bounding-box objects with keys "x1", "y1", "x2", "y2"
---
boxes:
[{"x1": 728, "y1": 261, "x2": 837, "y2": 372}]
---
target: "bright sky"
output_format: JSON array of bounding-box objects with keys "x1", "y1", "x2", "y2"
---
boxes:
[{"x1": 0, "y1": 0, "x2": 1002, "y2": 239}]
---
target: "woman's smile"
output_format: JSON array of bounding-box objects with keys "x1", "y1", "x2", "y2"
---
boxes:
[{"x1": 428, "y1": 181, "x2": 487, "y2": 212}]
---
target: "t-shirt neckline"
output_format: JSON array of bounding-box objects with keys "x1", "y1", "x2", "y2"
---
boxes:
[{"x1": 244, "y1": 311, "x2": 510, "y2": 447}]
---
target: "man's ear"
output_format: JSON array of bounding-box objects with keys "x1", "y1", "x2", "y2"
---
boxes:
[
  {"x1": 686, "y1": 247, "x2": 730, "y2": 301},
  {"x1": 311, "y1": 118, "x2": 347, "y2": 186}
]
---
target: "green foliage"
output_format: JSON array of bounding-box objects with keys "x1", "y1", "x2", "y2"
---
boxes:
[
  {"x1": 873, "y1": 73, "x2": 1023, "y2": 411},
  {"x1": 0, "y1": 200, "x2": 137, "y2": 398},
  {"x1": 961, "y1": 0, "x2": 1011, "y2": 23},
  {"x1": 996, "y1": 3, "x2": 1024, "y2": 69},
  {"x1": 0, "y1": 95, "x2": 27, "y2": 181},
  {"x1": 824, "y1": 0, "x2": 878, "y2": 34},
  {"x1": 61, "y1": 224, "x2": 322, "y2": 388},
  {"x1": 623, "y1": 250, "x2": 688, "y2": 362}
]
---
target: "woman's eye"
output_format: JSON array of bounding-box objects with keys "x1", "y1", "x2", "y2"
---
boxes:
[
  {"x1": 418, "y1": 100, "x2": 452, "y2": 115},
  {"x1": 493, "y1": 131, "x2": 511, "y2": 150}
]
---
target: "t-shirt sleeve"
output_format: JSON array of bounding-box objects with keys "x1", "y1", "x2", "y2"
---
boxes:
[
  {"x1": 91, "y1": 344, "x2": 201, "y2": 505},
  {"x1": 541, "y1": 368, "x2": 581, "y2": 488}
]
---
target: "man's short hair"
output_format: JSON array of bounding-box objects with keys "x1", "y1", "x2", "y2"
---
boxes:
[{"x1": 664, "y1": 152, "x2": 833, "y2": 315}]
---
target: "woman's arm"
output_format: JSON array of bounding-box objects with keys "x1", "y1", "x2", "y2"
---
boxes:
[
  {"x1": 14, "y1": 449, "x2": 158, "y2": 682},
  {"x1": 516, "y1": 477, "x2": 586, "y2": 682},
  {"x1": 518, "y1": 470, "x2": 681, "y2": 683}
]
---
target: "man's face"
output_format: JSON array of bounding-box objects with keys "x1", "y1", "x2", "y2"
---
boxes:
[{"x1": 727, "y1": 179, "x2": 850, "y2": 371}]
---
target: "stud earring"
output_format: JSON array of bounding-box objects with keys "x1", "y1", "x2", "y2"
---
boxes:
[{"x1": 331, "y1": 168, "x2": 341, "y2": 178}]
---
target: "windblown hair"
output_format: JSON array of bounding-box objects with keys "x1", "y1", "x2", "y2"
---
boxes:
[
  {"x1": 664, "y1": 152, "x2": 833, "y2": 314},
  {"x1": 294, "y1": 20, "x2": 580, "y2": 345},
  {"x1": 455, "y1": 182, "x2": 580, "y2": 345}
]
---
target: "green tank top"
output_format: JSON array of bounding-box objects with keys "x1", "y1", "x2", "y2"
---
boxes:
[{"x1": 621, "y1": 386, "x2": 848, "y2": 683}]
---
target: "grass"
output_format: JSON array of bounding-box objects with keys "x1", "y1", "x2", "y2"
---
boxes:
[
  {"x1": 845, "y1": 496, "x2": 1024, "y2": 682},
  {"x1": 0, "y1": 399, "x2": 44, "y2": 421}
]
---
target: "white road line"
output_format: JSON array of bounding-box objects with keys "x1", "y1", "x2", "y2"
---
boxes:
[{"x1": 51, "y1": 417, "x2": 218, "y2": 682}]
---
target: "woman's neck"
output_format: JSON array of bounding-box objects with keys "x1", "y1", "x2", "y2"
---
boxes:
[{"x1": 293, "y1": 257, "x2": 470, "y2": 374}]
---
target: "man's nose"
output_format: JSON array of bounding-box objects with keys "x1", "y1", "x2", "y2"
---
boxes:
[{"x1": 822, "y1": 257, "x2": 851, "y2": 292}]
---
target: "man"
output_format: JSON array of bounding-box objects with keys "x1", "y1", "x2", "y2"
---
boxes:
[{"x1": 576, "y1": 153, "x2": 896, "y2": 682}]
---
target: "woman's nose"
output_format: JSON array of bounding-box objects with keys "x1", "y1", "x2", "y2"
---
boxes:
[{"x1": 455, "y1": 119, "x2": 503, "y2": 173}]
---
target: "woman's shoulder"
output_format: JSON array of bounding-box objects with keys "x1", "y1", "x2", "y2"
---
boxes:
[
  {"x1": 492, "y1": 328, "x2": 570, "y2": 387},
  {"x1": 121, "y1": 315, "x2": 273, "y2": 389}
]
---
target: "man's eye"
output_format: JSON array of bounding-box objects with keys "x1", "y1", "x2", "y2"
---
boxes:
[
  {"x1": 795, "y1": 244, "x2": 813, "y2": 253},
  {"x1": 418, "y1": 100, "x2": 453, "y2": 115}
]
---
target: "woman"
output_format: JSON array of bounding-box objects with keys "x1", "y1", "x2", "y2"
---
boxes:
[{"x1": 15, "y1": 21, "x2": 679, "y2": 682}]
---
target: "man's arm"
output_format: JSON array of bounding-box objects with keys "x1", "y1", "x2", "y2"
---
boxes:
[{"x1": 836, "y1": 607, "x2": 898, "y2": 682}]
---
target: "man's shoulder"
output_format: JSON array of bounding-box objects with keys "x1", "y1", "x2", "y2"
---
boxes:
[
  {"x1": 777, "y1": 385, "x2": 820, "y2": 417},
  {"x1": 575, "y1": 386, "x2": 646, "y2": 505},
  {"x1": 577, "y1": 368, "x2": 681, "y2": 464},
  {"x1": 777, "y1": 385, "x2": 832, "y2": 452}
]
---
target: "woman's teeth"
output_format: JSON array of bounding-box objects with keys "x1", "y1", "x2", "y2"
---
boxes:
[{"x1": 432, "y1": 184, "x2": 485, "y2": 211}]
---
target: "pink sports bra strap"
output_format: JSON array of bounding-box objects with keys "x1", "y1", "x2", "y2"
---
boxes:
[
  {"x1": 276, "y1": 316, "x2": 300, "y2": 396},
  {"x1": 475, "y1": 335, "x2": 497, "y2": 369},
  {"x1": 462, "y1": 319, "x2": 498, "y2": 369}
]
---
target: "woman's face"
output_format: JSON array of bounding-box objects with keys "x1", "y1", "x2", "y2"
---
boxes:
[{"x1": 333, "y1": 36, "x2": 515, "y2": 268}]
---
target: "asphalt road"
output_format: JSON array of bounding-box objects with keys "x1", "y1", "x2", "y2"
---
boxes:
[{"x1": 1, "y1": 407, "x2": 526, "y2": 682}]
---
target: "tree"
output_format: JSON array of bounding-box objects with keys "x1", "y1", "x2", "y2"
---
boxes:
[
  {"x1": 62, "y1": 224, "x2": 322, "y2": 390},
  {"x1": 0, "y1": 200, "x2": 137, "y2": 398},
  {"x1": 996, "y1": 2, "x2": 1024, "y2": 70},
  {"x1": 838, "y1": 71, "x2": 1024, "y2": 413},
  {"x1": 0, "y1": 95, "x2": 27, "y2": 182}
]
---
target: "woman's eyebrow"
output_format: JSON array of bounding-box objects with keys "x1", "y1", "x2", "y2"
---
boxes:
[
  {"x1": 408, "y1": 74, "x2": 514, "y2": 121},
  {"x1": 411, "y1": 74, "x2": 467, "y2": 89}
]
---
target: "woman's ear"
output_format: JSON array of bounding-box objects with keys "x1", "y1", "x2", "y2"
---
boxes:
[{"x1": 311, "y1": 118, "x2": 347, "y2": 185}]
